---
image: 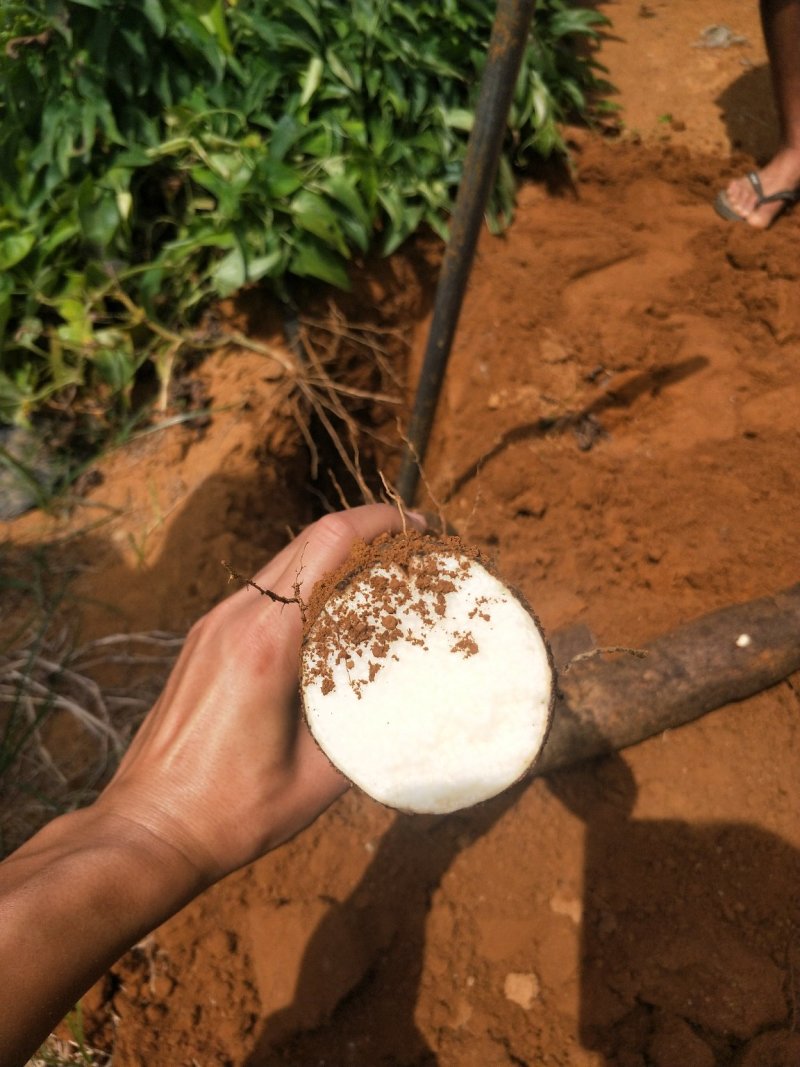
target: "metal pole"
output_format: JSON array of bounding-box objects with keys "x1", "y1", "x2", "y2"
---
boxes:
[{"x1": 397, "y1": 0, "x2": 536, "y2": 505}]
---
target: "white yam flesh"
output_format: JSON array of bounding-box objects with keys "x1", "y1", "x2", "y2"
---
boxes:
[{"x1": 301, "y1": 536, "x2": 553, "y2": 814}]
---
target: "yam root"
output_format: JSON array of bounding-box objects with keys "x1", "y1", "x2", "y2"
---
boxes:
[{"x1": 537, "y1": 583, "x2": 800, "y2": 775}]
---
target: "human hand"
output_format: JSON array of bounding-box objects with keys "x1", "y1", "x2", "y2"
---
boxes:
[{"x1": 92, "y1": 505, "x2": 424, "y2": 888}]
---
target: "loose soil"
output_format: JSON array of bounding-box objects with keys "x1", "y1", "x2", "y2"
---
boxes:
[{"x1": 4, "y1": 0, "x2": 800, "y2": 1064}]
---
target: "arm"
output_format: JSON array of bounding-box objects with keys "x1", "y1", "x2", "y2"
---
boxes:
[{"x1": 0, "y1": 505, "x2": 422, "y2": 1066}]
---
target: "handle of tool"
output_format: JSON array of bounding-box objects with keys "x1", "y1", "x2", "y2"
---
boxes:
[{"x1": 397, "y1": 0, "x2": 537, "y2": 505}]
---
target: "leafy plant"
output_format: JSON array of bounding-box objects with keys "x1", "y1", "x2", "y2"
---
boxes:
[{"x1": 0, "y1": 0, "x2": 610, "y2": 440}]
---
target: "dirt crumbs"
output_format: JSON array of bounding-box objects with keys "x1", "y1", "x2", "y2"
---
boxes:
[{"x1": 301, "y1": 531, "x2": 485, "y2": 697}]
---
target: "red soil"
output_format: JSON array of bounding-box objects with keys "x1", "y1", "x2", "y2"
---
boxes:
[{"x1": 4, "y1": 0, "x2": 800, "y2": 1063}]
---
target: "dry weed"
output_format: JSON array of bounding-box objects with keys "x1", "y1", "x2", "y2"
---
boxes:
[
  {"x1": 27, "y1": 1034, "x2": 111, "y2": 1067},
  {"x1": 0, "y1": 629, "x2": 182, "y2": 855},
  {"x1": 221, "y1": 305, "x2": 407, "y2": 509}
]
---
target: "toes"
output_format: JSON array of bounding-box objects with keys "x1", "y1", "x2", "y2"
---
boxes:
[
  {"x1": 725, "y1": 180, "x2": 753, "y2": 216},
  {"x1": 747, "y1": 207, "x2": 775, "y2": 231}
]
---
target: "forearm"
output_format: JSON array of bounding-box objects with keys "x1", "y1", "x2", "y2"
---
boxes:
[{"x1": 0, "y1": 806, "x2": 204, "y2": 1066}]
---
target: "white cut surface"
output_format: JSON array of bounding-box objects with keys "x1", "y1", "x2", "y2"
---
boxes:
[{"x1": 301, "y1": 553, "x2": 552, "y2": 814}]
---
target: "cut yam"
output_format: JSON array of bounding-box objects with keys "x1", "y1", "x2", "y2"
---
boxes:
[{"x1": 301, "y1": 532, "x2": 554, "y2": 814}]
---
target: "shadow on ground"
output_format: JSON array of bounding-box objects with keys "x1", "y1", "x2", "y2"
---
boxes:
[
  {"x1": 716, "y1": 62, "x2": 779, "y2": 163},
  {"x1": 245, "y1": 736, "x2": 800, "y2": 1065},
  {"x1": 244, "y1": 786, "x2": 525, "y2": 1067}
]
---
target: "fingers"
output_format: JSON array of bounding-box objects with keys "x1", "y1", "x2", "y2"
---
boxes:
[
  {"x1": 201, "y1": 505, "x2": 427, "y2": 705},
  {"x1": 295, "y1": 724, "x2": 351, "y2": 805},
  {"x1": 256, "y1": 504, "x2": 426, "y2": 603}
]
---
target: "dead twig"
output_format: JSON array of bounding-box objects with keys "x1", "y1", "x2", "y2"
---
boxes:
[
  {"x1": 221, "y1": 560, "x2": 303, "y2": 611},
  {"x1": 5, "y1": 30, "x2": 51, "y2": 59},
  {"x1": 378, "y1": 471, "x2": 409, "y2": 535},
  {"x1": 561, "y1": 645, "x2": 648, "y2": 673}
]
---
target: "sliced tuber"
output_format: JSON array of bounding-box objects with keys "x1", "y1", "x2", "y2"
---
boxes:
[{"x1": 300, "y1": 532, "x2": 554, "y2": 814}]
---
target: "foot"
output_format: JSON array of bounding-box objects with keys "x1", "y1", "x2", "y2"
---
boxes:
[{"x1": 719, "y1": 148, "x2": 800, "y2": 229}]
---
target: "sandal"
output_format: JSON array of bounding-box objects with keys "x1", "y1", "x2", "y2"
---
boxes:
[{"x1": 715, "y1": 170, "x2": 800, "y2": 225}]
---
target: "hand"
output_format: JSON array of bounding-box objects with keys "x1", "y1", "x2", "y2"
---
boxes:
[
  {"x1": 0, "y1": 505, "x2": 425, "y2": 1067},
  {"x1": 92, "y1": 504, "x2": 423, "y2": 886}
]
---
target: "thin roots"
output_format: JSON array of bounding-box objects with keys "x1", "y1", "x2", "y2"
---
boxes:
[
  {"x1": 396, "y1": 419, "x2": 449, "y2": 533},
  {"x1": 294, "y1": 321, "x2": 377, "y2": 504},
  {"x1": 222, "y1": 559, "x2": 307, "y2": 624},
  {"x1": 1, "y1": 630, "x2": 182, "y2": 855},
  {"x1": 221, "y1": 306, "x2": 413, "y2": 512},
  {"x1": 378, "y1": 470, "x2": 415, "y2": 536}
]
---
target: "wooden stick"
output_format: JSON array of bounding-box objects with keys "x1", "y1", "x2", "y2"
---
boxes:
[{"x1": 536, "y1": 583, "x2": 800, "y2": 775}]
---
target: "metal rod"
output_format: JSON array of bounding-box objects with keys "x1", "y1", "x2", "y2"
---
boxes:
[{"x1": 397, "y1": 0, "x2": 536, "y2": 505}]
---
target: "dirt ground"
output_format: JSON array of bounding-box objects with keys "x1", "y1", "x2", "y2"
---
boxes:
[{"x1": 4, "y1": 0, "x2": 800, "y2": 1063}]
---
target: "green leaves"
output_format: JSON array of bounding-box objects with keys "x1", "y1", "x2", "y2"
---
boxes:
[
  {"x1": 0, "y1": 232, "x2": 35, "y2": 271},
  {"x1": 0, "y1": 0, "x2": 610, "y2": 433},
  {"x1": 291, "y1": 238, "x2": 351, "y2": 289}
]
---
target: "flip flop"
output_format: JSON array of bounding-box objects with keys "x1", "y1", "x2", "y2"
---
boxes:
[{"x1": 714, "y1": 170, "x2": 800, "y2": 224}]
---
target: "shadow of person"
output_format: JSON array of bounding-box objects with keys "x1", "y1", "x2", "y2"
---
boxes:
[
  {"x1": 716, "y1": 63, "x2": 779, "y2": 163},
  {"x1": 547, "y1": 754, "x2": 800, "y2": 1066},
  {"x1": 242, "y1": 628, "x2": 598, "y2": 1066},
  {"x1": 244, "y1": 785, "x2": 525, "y2": 1067},
  {"x1": 72, "y1": 455, "x2": 314, "y2": 640}
]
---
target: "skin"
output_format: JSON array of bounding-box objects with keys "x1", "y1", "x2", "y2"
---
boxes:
[
  {"x1": 722, "y1": 0, "x2": 800, "y2": 227},
  {"x1": 0, "y1": 504, "x2": 424, "y2": 1067}
]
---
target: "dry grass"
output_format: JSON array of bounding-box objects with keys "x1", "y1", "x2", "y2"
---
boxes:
[
  {"x1": 27, "y1": 1035, "x2": 111, "y2": 1067},
  {"x1": 222, "y1": 304, "x2": 408, "y2": 510},
  {"x1": 0, "y1": 628, "x2": 182, "y2": 855}
]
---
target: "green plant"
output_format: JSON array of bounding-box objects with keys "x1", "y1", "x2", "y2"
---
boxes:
[{"x1": 0, "y1": 0, "x2": 610, "y2": 442}]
